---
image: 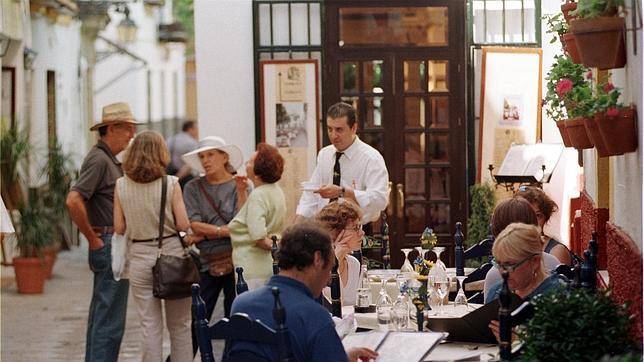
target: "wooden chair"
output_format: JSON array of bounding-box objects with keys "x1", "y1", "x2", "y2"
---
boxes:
[
  {"x1": 192, "y1": 284, "x2": 293, "y2": 362},
  {"x1": 235, "y1": 267, "x2": 248, "y2": 295}
]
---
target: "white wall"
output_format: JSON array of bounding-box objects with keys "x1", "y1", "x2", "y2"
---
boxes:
[
  {"x1": 94, "y1": 1, "x2": 186, "y2": 126},
  {"x1": 194, "y1": 0, "x2": 256, "y2": 167},
  {"x1": 29, "y1": 15, "x2": 84, "y2": 180},
  {"x1": 607, "y1": 6, "x2": 643, "y2": 250}
]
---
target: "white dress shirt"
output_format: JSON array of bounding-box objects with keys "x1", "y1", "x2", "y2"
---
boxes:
[{"x1": 296, "y1": 136, "x2": 389, "y2": 224}]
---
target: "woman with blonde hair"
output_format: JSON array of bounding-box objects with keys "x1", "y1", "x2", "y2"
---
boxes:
[
  {"x1": 113, "y1": 130, "x2": 192, "y2": 362},
  {"x1": 484, "y1": 223, "x2": 565, "y2": 304},
  {"x1": 316, "y1": 200, "x2": 364, "y2": 306}
]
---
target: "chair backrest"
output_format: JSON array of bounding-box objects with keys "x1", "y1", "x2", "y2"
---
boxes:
[
  {"x1": 270, "y1": 235, "x2": 279, "y2": 275},
  {"x1": 330, "y1": 258, "x2": 342, "y2": 318},
  {"x1": 235, "y1": 267, "x2": 248, "y2": 295},
  {"x1": 192, "y1": 284, "x2": 293, "y2": 362}
]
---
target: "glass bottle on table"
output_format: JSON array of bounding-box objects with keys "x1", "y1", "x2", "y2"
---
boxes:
[{"x1": 355, "y1": 264, "x2": 372, "y2": 309}]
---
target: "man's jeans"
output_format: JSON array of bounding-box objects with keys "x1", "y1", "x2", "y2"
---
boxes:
[{"x1": 85, "y1": 234, "x2": 129, "y2": 362}]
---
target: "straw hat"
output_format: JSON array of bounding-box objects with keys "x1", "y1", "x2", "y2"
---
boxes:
[
  {"x1": 89, "y1": 102, "x2": 141, "y2": 131},
  {"x1": 182, "y1": 136, "x2": 243, "y2": 174}
]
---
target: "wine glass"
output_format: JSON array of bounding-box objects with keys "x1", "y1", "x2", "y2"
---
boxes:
[
  {"x1": 434, "y1": 276, "x2": 450, "y2": 314},
  {"x1": 400, "y1": 248, "x2": 414, "y2": 272},
  {"x1": 426, "y1": 276, "x2": 442, "y2": 316},
  {"x1": 392, "y1": 290, "x2": 411, "y2": 331},
  {"x1": 432, "y1": 246, "x2": 447, "y2": 271},
  {"x1": 454, "y1": 275, "x2": 468, "y2": 309},
  {"x1": 376, "y1": 279, "x2": 393, "y2": 331}
]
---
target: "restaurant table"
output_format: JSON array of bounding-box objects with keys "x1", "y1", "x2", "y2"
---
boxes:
[
  {"x1": 342, "y1": 303, "x2": 482, "y2": 331},
  {"x1": 366, "y1": 268, "x2": 484, "y2": 302},
  {"x1": 342, "y1": 304, "x2": 498, "y2": 362}
]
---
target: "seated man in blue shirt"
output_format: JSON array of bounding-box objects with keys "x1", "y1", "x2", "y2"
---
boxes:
[{"x1": 229, "y1": 222, "x2": 378, "y2": 362}]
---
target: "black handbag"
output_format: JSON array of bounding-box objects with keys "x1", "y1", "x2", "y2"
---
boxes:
[{"x1": 152, "y1": 176, "x2": 200, "y2": 299}]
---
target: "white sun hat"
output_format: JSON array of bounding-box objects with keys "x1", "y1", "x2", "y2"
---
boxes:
[{"x1": 181, "y1": 136, "x2": 243, "y2": 174}]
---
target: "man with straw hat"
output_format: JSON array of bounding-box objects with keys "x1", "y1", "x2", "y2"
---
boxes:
[{"x1": 66, "y1": 102, "x2": 139, "y2": 362}]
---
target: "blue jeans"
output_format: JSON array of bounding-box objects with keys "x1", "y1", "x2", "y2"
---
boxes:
[{"x1": 85, "y1": 234, "x2": 129, "y2": 362}]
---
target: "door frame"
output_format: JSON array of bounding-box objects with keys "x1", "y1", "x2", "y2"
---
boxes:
[{"x1": 323, "y1": 0, "x2": 468, "y2": 267}]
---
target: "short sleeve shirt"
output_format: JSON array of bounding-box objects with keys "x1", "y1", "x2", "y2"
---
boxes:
[
  {"x1": 183, "y1": 177, "x2": 238, "y2": 268},
  {"x1": 70, "y1": 140, "x2": 123, "y2": 226}
]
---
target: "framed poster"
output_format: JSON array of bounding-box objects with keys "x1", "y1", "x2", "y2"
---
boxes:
[
  {"x1": 477, "y1": 47, "x2": 542, "y2": 184},
  {"x1": 259, "y1": 60, "x2": 320, "y2": 221}
]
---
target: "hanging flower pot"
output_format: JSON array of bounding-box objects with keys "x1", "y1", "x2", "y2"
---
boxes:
[
  {"x1": 595, "y1": 107, "x2": 638, "y2": 155},
  {"x1": 583, "y1": 116, "x2": 611, "y2": 157},
  {"x1": 569, "y1": 16, "x2": 626, "y2": 69},
  {"x1": 561, "y1": 33, "x2": 582, "y2": 63},
  {"x1": 565, "y1": 117, "x2": 594, "y2": 149},
  {"x1": 556, "y1": 120, "x2": 574, "y2": 147},
  {"x1": 561, "y1": 2, "x2": 578, "y2": 24}
]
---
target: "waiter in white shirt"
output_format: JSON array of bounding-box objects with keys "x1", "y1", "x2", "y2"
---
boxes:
[{"x1": 294, "y1": 102, "x2": 389, "y2": 233}]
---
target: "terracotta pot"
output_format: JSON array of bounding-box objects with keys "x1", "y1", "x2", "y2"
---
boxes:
[
  {"x1": 583, "y1": 116, "x2": 612, "y2": 157},
  {"x1": 561, "y1": 3, "x2": 578, "y2": 24},
  {"x1": 556, "y1": 120, "x2": 573, "y2": 147},
  {"x1": 565, "y1": 117, "x2": 594, "y2": 149},
  {"x1": 562, "y1": 33, "x2": 582, "y2": 63},
  {"x1": 13, "y1": 257, "x2": 45, "y2": 294},
  {"x1": 595, "y1": 108, "x2": 638, "y2": 155},
  {"x1": 42, "y1": 248, "x2": 57, "y2": 279},
  {"x1": 570, "y1": 16, "x2": 626, "y2": 69}
]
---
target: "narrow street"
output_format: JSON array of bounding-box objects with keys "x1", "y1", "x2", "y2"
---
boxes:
[{"x1": 1, "y1": 243, "x2": 224, "y2": 361}]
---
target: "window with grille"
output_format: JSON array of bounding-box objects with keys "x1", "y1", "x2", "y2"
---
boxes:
[{"x1": 253, "y1": 0, "x2": 323, "y2": 142}]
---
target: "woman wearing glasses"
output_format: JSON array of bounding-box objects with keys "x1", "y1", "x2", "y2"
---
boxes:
[
  {"x1": 316, "y1": 200, "x2": 364, "y2": 306},
  {"x1": 485, "y1": 222, "x2": 565, "y2": 304},
  {"x1": 515, "y1": 186, "x2": 574, "y2": 266}
]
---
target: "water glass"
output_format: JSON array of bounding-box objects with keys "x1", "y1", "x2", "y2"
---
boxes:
[
  {"x1": 454, "y1": 276, "x2": 468, "y2": 309},
  {"x1": 376, "y1": 280, "x2": 393, "y2": 331}
]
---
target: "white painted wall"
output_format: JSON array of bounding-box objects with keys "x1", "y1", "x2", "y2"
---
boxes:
[
  {"x1": 94, "y1": 1, "x2": 185, "y2": 128},
  {"x1": 607, "y1": 7, "x2": 643, "y2": 250},
  {"x1": 194, "y1": 0, "x2": 256, "y2": 168},
  {"x1": 29, "y1": 15, "x2": 84, "y2": 182}
]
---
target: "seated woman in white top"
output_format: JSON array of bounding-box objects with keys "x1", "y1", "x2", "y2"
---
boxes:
[
  {"x1": 483, "y1": 197, "x2": 563, "y2": 300},
  {"x1": 316, "y1": 200, "x2": 364, "y2": 306}
]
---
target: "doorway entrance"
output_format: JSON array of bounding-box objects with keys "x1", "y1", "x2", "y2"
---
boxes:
[{"x1": 324, "y1": 1, "x2": 467, "y2": 267}]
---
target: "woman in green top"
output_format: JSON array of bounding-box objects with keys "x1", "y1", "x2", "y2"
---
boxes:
[{"x1": 229, "y1": 143, "x2": 286, "y2": 290}]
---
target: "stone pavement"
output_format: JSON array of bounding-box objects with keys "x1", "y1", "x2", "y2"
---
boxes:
[{"x1": 1, "y1": 243, "x2": 224, "y2": 361}]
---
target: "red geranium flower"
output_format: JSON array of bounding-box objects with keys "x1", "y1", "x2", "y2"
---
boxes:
[
  {"x1": 586, "y1": 71, "x2": 593, "y2": 79},
  {"x1": 606, "y1": 108, "x2": 620, "y2": 117},
  {"x1": 556, "y1": 79, "x2": 574, "y2": 97},
  {"x1": 603, "y1": 83, "x2": 615, "y2": 93}
]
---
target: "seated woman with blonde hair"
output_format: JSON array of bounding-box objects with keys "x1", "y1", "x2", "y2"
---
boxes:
[
  {"x1": 315, "y1": 200, "x2": 364, "y2": 306},
  {"x1": 485, "y1": 222, "x2": 565, "y2": 304}
]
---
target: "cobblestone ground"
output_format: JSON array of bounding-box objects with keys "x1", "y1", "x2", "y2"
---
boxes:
[{"x1": 1, "y1": 243, "x2": 224, "y2": 361}]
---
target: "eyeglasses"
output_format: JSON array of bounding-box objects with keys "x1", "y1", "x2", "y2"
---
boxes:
[
  {"x1": 492, "y1": 253, "x2": 538, "y2": 272},
  {"x1": 344, "y1": 224, "x2": 363, "y2": 233}
]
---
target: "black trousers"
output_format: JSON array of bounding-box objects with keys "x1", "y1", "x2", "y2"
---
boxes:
[{"x1": 191, "y1": 270, "x2": 236, "y2": 356}]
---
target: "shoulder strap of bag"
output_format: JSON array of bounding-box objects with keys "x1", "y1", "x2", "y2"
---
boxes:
[
  {"x1": 159, "y1": 176, "x2": 189, "y2": 250},
  {"x1": 158, "y1": 176, "x2": 168, "y2": 250},
  {"x1": 197, "y1": 177, "x2": 231, "y2": 224}
]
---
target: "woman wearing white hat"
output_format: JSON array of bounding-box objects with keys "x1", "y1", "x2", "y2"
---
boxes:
[{"x1": 181, "y1": 136, "x2": 247, "y2": 355}]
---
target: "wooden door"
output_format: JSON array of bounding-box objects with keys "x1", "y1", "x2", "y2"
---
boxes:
[{"x1": 324, "y1": 0, "x2": 467, "y2": 267}]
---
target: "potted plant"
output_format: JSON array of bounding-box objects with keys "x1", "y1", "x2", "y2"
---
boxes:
[
  {"x1": 563, "y1": 77, "x2": 595, "y2": 149},
  {"x1": 561, "y1": 0, "x2": 578, "y2": 24},
  {"x1": 518, "y1": 287, "x2": 638, "y2": 361},
  {"x1": 13, "y1": 189, "x2": 55, "y2": 294},
  {"x1": 544, "y1": 13, "x2": 581, "y2": 63},
  {"x1": 590, "y1": 82, "x2": 638, "y2": 156},
  {"x1": 39, "y1": 139, "x2": 77, "y2": 277},
  {"x1": 569, "y1": 0, "x2": 626, "y2": 69},
  {"x1": 0, "y1": 123, "x2": 30, "y2": 211},
  {"x1": 544, "y1": 55, "x2": 589, "y2": 147}
]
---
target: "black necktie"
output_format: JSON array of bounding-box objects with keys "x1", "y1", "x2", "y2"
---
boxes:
[{"x1": 331, "y1": 152, "x2": 343, "y2": 202}]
